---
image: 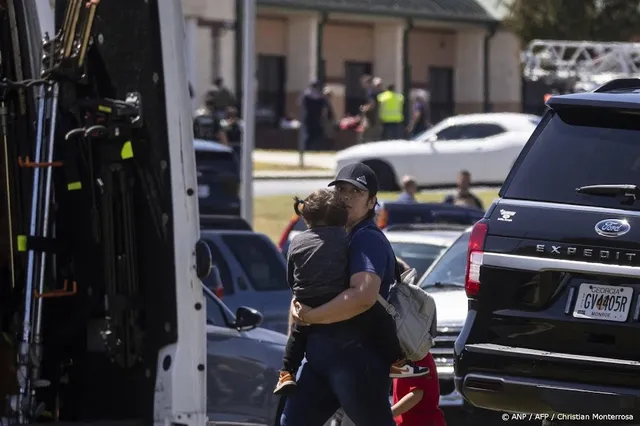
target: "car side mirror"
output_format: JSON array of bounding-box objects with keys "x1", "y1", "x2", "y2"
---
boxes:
[
  {"x1": 233, "y1": 306, "x2": 263, "y2": 331},
  {"x1": 196, "y1": 239, "x2": 212, "y2": 280},
  {"x1": 424, "y1": 134, "x2": 437, "y2": 143}
]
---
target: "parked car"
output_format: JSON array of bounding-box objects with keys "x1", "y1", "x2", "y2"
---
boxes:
[
  {"x1": 335, "y1": 113, "x2": 540, "y2": 190},
  {"x1": 417, "y1": 228, "x2": 471, "y2": 409},
  {"x1": 203, "y1": 284, "x2": 285, "y2": 425},
  {"x1": 385, "y1": 224, "x2": 465, "y2": 277},
  {"x1": 195, "y1": 138, "x2": 240, "y2": 216},
  {"x1": 200, "y1": 229, "x2": 291, "y2": 335},
  {"x1": 455, "y1": 80, "x2": 640, "y2": 418},
  {"x1": 278, "y1": 201, "x2": 484, "y2": 255}
]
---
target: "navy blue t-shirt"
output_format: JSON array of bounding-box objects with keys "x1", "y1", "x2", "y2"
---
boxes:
[{"x1": 347, "y1": 219, "x2": 396, "y2": 299}]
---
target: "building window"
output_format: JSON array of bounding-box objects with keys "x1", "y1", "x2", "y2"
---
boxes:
[
  {"x1": 428, "y1": 67, "x2": 454, "y2": 124},
  {"x1": 256, "y1": 55, "x2": 286, "y2": 127},
  {"x1": 344, "y1": 61, "x2": 372, "y2": 116}
]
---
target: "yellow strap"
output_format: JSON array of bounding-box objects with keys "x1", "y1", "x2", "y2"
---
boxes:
[
  {"x1": 121, "y1": 140, "x2": 134, "y2": 159},
  {"x1": 98, "y1": 105, "x2": 112, "y2": 113},
  {"x1": 17, "y1": 235, "x2": 27, "y2": 252},
  {"x1": 67, "y1": 181, "x2": 82, "y2": 191}
]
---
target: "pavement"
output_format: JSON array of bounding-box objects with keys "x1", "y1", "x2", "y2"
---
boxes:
[{"x1": 253, "y1": 150, "x2": 336, "y2": 180}]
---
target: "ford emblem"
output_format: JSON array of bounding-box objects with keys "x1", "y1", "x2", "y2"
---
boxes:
[{"x1": 594, "y1": 219, "x2": 631, "y2": 237}]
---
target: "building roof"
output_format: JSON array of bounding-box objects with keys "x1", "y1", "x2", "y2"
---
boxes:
[{"x1": 258, "y1": 0, "x2": 498, "y2": 23}]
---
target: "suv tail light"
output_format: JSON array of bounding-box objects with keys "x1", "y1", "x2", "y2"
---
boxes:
[{"x1": 465, "y1": 220, "x2": 489, "y2": 298}]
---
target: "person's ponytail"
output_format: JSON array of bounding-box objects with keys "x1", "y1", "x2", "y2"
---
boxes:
[{"x1": 293, "y1": 197, "x2": 304, "y2": 216}]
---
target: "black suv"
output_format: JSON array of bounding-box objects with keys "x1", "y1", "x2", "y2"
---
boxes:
[{"x1": 455, "y1": 79, "x2": 640, "y2": 419}]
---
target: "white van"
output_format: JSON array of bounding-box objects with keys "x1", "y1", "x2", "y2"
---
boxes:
[{"x1": 0, "y1": 1, "x2": 207, "y2": 426}]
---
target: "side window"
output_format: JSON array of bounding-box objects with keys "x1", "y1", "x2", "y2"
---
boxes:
[
  {"x1": 435, "y1": 125, "x2": 463, "y2": 141},
  {"x1": 222, "y1": 235, "x2": 288, "y2": 291},
  {"x1": 204, "y1": 289, "x2": 227, "y2": 326},
  {"x1": 463, "y1": 123, "x2": 505, "y2": 139},
  {"x1": 203, "y1": 240, "x2": 234, "y2": 295}
]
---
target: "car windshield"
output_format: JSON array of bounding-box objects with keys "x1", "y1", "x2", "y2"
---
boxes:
[
  {"x1": 418, "y1": 232, "x2": 470, "y2": 289},
  {"x1": 221, "y1": 234, "x2": 288, "y2": 290},
  {"x1": 390, "y1": 241, "x2": 447, "y2": 278}
]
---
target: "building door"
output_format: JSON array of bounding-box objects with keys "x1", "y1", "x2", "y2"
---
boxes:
[
  {"x1": 257, "y1": 55, "x2": 286, "y2": 127},
  {"x1": 428, "y1": 67, "x2": 454, "y2": 124},
  {"x1": 344, "y1": 61, "x2": 372, "y2": 116}
]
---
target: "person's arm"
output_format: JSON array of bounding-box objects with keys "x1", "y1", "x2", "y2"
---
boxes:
[
  {"x1": 407, "y1": 107, "x2": 421, "y2": 133},
  {"x1": 391, "y1": 389, "x2": 424, "y2": 417},
  {"x1": 302, "y1": 232, "x2": 387, "y2": 324}
]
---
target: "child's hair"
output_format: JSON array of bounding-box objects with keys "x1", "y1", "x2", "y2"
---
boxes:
[{"x1": 293, "y1": 188, "x2": 348, "y2": 228}]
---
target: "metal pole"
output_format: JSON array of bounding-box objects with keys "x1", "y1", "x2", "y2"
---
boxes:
[{"x1": 240, "y1": 0, "x2": 255, "y2": 226}]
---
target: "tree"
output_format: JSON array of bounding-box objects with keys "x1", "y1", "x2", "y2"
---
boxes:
[{"x1": 499, "y1": 0, "x2": 640, "y2": 43}]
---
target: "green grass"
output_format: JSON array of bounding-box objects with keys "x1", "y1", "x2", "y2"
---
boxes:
[{"x1": 254, "y1": 190, "x2": 499, "y2": 243}]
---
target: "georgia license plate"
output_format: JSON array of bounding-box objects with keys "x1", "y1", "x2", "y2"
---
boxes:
[
  {"x1": 198, "y1": 184, "x2": 210, "y2": 198},
  {"x1": 572, "y1": 283, "x2": 633, "y2": 322}
]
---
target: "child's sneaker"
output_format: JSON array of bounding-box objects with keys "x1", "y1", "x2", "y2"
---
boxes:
[
  {"x1": 389, "y1": 360, "x2": 430, "y2": 378},
  {"x1": 273, "y1": 370, "x2": 297, "y2": 395}
]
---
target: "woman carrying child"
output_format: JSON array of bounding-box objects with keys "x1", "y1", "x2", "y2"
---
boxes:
[{"x1": 279, "y1": 163, "x2": 427, "y2": 426}]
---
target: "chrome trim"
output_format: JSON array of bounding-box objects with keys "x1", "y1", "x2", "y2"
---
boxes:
[
  {"x1": 463, "y1": 373, "x2": 618, "y2": 396},
  {"x1": 465, "y1": 343, "x2": 640, "y2": 367},
  {"x1": 498, "y1": 198, "x2": 640, "y2": 218},
  {"x1": 634, "y1": 295, "x2": 640, "y2": 321},
  {"x1": 482, "y1": 252, "x2": 640, "y2": 278},
  {"x1": 564, "y1": 287, "x2": 575, "y2": 314}
]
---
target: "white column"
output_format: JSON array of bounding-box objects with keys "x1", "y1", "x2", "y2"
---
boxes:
[
  {"x1": 454, "y1": 28, "x2": 484, "y2": 107},
  {"x1": 184, "y1": 17, "x2": 198, "y2": 110},
  {"x1": 489, "y1": 30, "x2": 522, "y2": 110},
  {"x1": 373, "y1": 21, "x2": 404, "y2": 89},
  {"x1": 286, "y1": 14, "x2": 319, "y2": 92}
]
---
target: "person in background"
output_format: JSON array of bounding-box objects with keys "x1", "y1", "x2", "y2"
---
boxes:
[
  {"x1": 407, "y1": 91, "x2": 430, "y2": 138},
  {"x1": 193, "y1": 92, "x2": 228, "y2": 144},
  {"x1": 207, "y1": 77, "x2": 237, "y2": 119},
  {"x1": 359, "y1": 75, "x2": 382, "y2": 143},
  {"x1": 378, "y1": 84, "x2": 405, "y2": 140},
  {"x1": 392, "y1": 259, "x2": 446, "y2": 426},
  {"x1": 443, "y1": 170, "x2": 483, "y2": 210},
  {"x1": 221, "y1": 107, "x2": 243, "y2": 159},
  {"x1": 300, "y1": 81, "x2": 330, "y2": 151},
  {"x1": 322, "y1": 87, "x2": 337, "y2": 146},
  {"x1": 397, "y1": 176, "x2": 418, "y2": 203}
]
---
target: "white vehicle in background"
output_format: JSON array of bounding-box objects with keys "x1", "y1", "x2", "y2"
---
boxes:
[
  {"x1": 384, "y1": 225, "x2": 466, "y2": 278},
  {"x1": 335, "y1": 113, "x2": 540, "y2": 190}
]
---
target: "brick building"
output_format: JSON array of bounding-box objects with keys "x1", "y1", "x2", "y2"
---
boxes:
[{"x1": 183, "y1": 0, "x2": 522, "y2": 134}]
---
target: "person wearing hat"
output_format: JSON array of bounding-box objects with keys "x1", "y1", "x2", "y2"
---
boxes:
[
  {"x1": 300, "y1": 80, "x2": 330, "y2": 151},
  {"x1": 281, "y1": 163, "x2": 426, "y2": 426}
]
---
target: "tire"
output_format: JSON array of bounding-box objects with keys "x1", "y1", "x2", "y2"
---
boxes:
[{"x1": 363, "y1": 160, "x2": 398, "y2": 191}]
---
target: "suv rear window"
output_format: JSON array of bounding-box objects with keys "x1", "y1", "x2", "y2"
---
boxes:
[
  {"x1": 504, "y1": 107, "x2": 640, "y2": 210},
  {"x1": 221, "y1": 234, "x2": 288, "y2": 290}
]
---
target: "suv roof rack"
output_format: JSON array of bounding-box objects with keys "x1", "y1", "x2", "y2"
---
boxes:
[{"x1": 593, "y1": 78, "x2": 640, "y2": 93}]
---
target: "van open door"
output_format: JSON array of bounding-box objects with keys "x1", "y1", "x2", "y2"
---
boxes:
[{"x1": 0, "y1": 1, "x2": 207, "y2": 425}]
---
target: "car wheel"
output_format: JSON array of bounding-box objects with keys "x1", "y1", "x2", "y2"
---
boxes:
[{"x1": 363, "y1": 160, "x2": 398, "y2": 191}]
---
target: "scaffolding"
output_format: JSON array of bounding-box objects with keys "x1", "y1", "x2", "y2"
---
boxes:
[{"x1": 521, "y1": 39, "x2": 640, "y2": 91}]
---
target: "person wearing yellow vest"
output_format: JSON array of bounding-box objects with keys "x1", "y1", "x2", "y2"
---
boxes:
[{"x1": 377, "y1": 84, "x2": 405, "y2": 140}]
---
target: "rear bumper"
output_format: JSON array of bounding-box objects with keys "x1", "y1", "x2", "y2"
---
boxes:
[
  {"x1": 455, "y1": 343, "x2": 640, "y2": 415},
  {"x1": 435, "y1": 365, "x2": 464, "y2": 407}
]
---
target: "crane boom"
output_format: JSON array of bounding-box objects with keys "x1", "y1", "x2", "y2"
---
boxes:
[{"x1": 522, "y1": 39, "x2": 640, "y2": 83}]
